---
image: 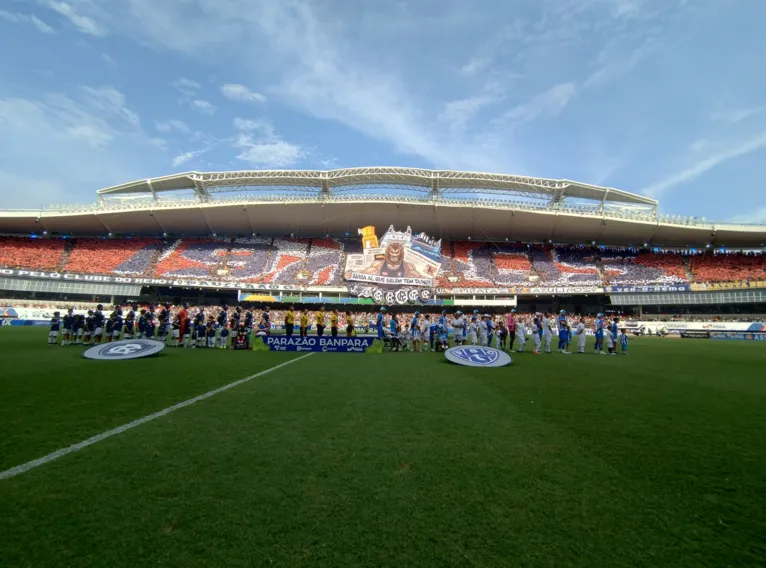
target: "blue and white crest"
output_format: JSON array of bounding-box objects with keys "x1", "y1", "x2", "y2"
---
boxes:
[
  {"x1": 445, "y1": 346, "x2": 512, "y2": 367},
  {"x1": 83, "y1": 339, "x2": 166, "y2": 360}
]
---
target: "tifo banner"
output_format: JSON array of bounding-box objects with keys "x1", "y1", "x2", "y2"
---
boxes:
[
  {"x1": 265, "y1": 336, "x2": 377, "y2": 352},
  {"x1": 344, "y1": 225, "x2": 442, "y2": 305},
  {"x1": 605, "y1": 285, "x2": 691, "y2": 293},
  {"x1": 709, "y1": 331, "x2": 766, "y2": 341}
]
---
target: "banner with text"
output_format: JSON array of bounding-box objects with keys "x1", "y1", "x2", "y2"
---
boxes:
[
  {"x1": 265, "y1": 336, "x2": 377, "y2": 352},
  {"x1": 343, "y1": 225, "x2": 441, "y2": 305}
]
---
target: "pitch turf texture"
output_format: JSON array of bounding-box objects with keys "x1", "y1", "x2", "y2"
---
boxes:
[{"x1": 2, "y1": 328, "x2": 765, "y2": 568}]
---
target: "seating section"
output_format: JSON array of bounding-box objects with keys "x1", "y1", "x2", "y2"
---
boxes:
[
  {"x1": 602, "y1": 249, "x2": 689, "y2": 285},
  {"x1": 3, "y1": 236, "x2": 764, "y2": 289},
  {"x1": 0, "y1": 236, "x2": 65, "y2": 271},
  {"x1": 529, "y1": 245, "x2": 601, "y2": 286},
  {"x1": 153, "y1": 238, "x2": 230, "y2": 279},
  {"x1": 690, "y1": 253, "x2": 766, "y2": 283},
  {"x1": 304, "y1": 238, "x2": 345, "y2": 285},
  {"x1": 64, "y1": 238, "x2": 163, "y2": 275},
  {"x1": 492, "y1": 244, "x2": 533, "y2": 285}
]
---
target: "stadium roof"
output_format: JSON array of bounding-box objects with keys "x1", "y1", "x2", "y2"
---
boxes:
[
  {"x1": 95, "y1": 167, "x2": 658, "y2": 208},
  {"x1": 1, "y1": 167, "x2": 765, "y2": 248}
]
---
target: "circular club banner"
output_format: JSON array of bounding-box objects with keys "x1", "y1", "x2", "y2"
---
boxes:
[
  {"x1": 83, "y1": 339, "x2": 166, "y2": 361},
  {"x1": 445, "y1": 346, "x2": 512, "y2": 368}
]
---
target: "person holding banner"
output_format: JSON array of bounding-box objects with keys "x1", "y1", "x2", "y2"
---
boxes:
[
  {"x1": 285, "y1": 305, "x2": 295, "y2": 337},
  {"x1": 330, "y1": 309, "x2": 339, "y2": 337},
  {"x1": 316, "y1": 307, "x2": 326, "y2": 337},
  {"x1": 345, "y1": 311, "x2": 355, "y2": 337},
  {"x1": 300, "y1": 309, "x2": 309, "y2": 337}
]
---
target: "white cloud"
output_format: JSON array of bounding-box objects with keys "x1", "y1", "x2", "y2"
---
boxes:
[
  {"x1": 79, "y1": 86, "x2": 140, "y2": 126},
  {"x1": 502, "y1": 83, "x2": 577, "y2": 125},
  {"x1": 101, "y1": 53, "x2": 116, "y2": 66},
  {"x1": 221, "y1": 83, "x2": 266, "y2": 103},
  {"x1": 235, "y1": 136, "x2": 304, "y2": 168},
  {"x1": 711, "y1": 106, "x2": 765, "y2": 125},
  {"x1": 459, "y1": 56, "x2": 490, "y2": 76},
  {"x1": 643, "y1": 131, "x2": 766, "y2": 197},
  {"x1": 190, "y1": 99, "x2": 217, "y2": 115},
  {"x1": 172, "y1": 78, "x2": 201, "y2": 95},
  {"x1": 0, "y1": 10, "x2": 55, "y2": 34},
  {"x1": 440, "y1": 94, "x2": 499, "y2": 131},
  {"x1": 172, "y1": 148, "x2": 209, "y2": 167},
  {"x1": 155, "y1": 119, "x2": 191, "y2": 134},
  {"x1": 233, "y1": 117, "x2": 274, "y2": 136},
  {"x1": 0, "y1": 89, "x2": 160, "y2": 208},
  {"x1": 729, "y1": 207, "x2": 766, "y2": 225},
  {"x1": 43, "y1": 0, "x2": 106, "y2": 37}
]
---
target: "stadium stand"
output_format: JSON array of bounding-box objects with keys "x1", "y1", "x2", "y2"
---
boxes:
[
  {"x1": 3, "y1": 237, "x2": 765, "y2": 289},
  {"x1": 492, "y1": 244, "x2": 533, "y2": 285},
  {"x1": 602, "y1": 249, "x2": 690, "y2": 285},
  {"x1": 0, "y1": 236, "x2": 66, "y2": 271},
  {"x1": 63, "y1": 238, "x2": 163, "y2": 276},
  {"x1": 303, "y1": 238, "x2": 345, "y2": 285},
  {"x1": 153, "y1": 238, "x2": 230, "y2": 279},
  {"x1": 689, "y1": 252, "x2": 766, "y2": 283}
]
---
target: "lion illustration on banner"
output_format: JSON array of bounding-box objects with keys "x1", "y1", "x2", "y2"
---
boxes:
[{"x1": 343, "y1": 225, "x2": 442, "y2": 304}]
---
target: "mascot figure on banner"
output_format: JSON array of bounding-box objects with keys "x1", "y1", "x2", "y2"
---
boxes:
[{"x1": 344, "y1": 225, "x2": 441, "y2": 305}]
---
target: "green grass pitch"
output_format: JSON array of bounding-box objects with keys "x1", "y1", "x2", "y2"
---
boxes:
[{"x1": 1, "y1": 327, "x2": 765, "y2": 567}]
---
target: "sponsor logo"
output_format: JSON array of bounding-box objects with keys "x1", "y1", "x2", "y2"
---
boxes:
[
  {"x1": 445, "y1": 346, "x2": 512, "y2": 368},
  {"x1": 83, "y1": 339, "x2": 166, "y2": 360},
  {"x1": 265, "y1": 336, "x2": 376, "y2": 352}
]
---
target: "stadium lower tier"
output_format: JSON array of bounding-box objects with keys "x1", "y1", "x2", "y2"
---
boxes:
[{"x1": 1, "y1": 236, "x2": 764, "y2": 289}]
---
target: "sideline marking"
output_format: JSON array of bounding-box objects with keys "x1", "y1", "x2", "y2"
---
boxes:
[{"x1": 0, "y1": 353, "x2": 315, "y2": 481}]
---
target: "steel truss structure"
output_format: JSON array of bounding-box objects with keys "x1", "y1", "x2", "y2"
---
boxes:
[{"x1": 97, "y1": 167, "x2": 658, "y2": 215}]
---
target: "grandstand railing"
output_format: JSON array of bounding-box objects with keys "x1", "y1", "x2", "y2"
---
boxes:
[{"x1": 5, "y1": 194, "x2": 752, "y2": 229}]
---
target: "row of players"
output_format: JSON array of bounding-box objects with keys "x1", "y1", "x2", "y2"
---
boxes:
[
  {"x1": 375, "y1": 308, "x2": 629, "y2": 355},
  {"x1": 46, "y1": 304, "x2": 629, "y2": 355}
]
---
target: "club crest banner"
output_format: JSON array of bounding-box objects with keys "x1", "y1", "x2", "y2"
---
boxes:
[{"x1": 344, "y1": 225, "x2": 441, "y2": 305}]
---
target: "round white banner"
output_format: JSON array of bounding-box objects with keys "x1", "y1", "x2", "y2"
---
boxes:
[
  {"x1": 444, "y1": 346, "x2": 512, "y2": 367},
  {"x1": 83, "y1": 339, "x2": 166, "y2": 361}
]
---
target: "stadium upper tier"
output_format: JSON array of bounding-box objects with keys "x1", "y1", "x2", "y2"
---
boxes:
[
  {"x1": 1, "y1": 167, "x2": 765, "y2": 248},
  {"x1": 2, "y1": 236, "x2": 764, "y2": 288}
]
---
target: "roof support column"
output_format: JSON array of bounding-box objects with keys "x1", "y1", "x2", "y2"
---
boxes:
[
  {"x1": 146, "y1": 179, "x2": 158, "y2": 201},
  {"x1": 599, "y1": 189, "x2": 610, "y2": 213},
  {"x1": 431, "y1": 175, "x2": 440, "y2": 201},
  {"x1": 192, "y1": 175, "x2": 209, "y2": 203}
]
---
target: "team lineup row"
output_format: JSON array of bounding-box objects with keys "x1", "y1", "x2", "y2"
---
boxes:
[{"x1": 45, "y1": 304, "x2": 629, "y2": 355}]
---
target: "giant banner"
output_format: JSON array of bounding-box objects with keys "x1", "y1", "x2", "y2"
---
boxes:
[{"x1": 343, "y1": 225, "x2": 442, "y2": 305}]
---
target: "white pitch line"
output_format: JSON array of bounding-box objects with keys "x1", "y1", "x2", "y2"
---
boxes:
[{"x1": 0, "y1": 353, "x2": 315, "y2": 481}]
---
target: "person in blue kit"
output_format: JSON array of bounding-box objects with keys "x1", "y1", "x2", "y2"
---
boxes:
[
  {"x1": 48, "y1": 311, "x2": 61, "y2": 345},
  {"x1": 557, "y1": 310, "x2": 571, "y2": 354},
  {"x1": 594, "y1": 312, "x2": 605, "y2": 355},
  {"x1": 619, "y1": 328, "x2": 629, "y2": 355},
  {"x1": 376, "y1": 306, "x2": 386, "y2": 340}
]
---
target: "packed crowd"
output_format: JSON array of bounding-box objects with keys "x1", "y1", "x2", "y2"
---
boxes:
[{"x1": 3, "y1": 236, "x2": 765, "y2": 288}]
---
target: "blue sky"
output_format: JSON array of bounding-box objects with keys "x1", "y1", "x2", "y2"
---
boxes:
[{"x1": 1, "y1": 0, "x2": 765, "y2": 223}]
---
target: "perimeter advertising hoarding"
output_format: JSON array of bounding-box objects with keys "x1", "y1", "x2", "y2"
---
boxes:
[
  {"x1": 708, "y1": 331, "x2": 766, "y2": 341},
  {"x1": 265, "y1": 336, "x2": 377, "y2": 352},
  {"x1": 605, "y1": 285, "x2": 691, "y2": 293},
  {"x1": 343, "y1": 225, "x2": 442, "y2": 305}
]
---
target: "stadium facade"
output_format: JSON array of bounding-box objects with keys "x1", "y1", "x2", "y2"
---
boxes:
[{"x1": 1, "y1": 168, "x2": 765, "y2": 313}]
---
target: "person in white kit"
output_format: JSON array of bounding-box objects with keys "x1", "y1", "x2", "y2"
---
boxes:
[
  {"x1": 542, "y1": 313, "x2": 553, "y2": 353},
  {"x1": 420, "y1": 315, "x2": 431, "y2": 351},
  {"x1": 575, "y1": 317, "x2": 587, "y2": 353},
  {"x1": 515, "y1": 318, "x2": 527, "y2": 352},
  {"x1": 478, "y1": 315, "x2": 489, "y2": 346},
  {"x1": 605, "y1": 325, "x2": 617, "y2": 355},
  {"x1": 468, "y1": 316, "x2": 478, "y2": 345}
]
